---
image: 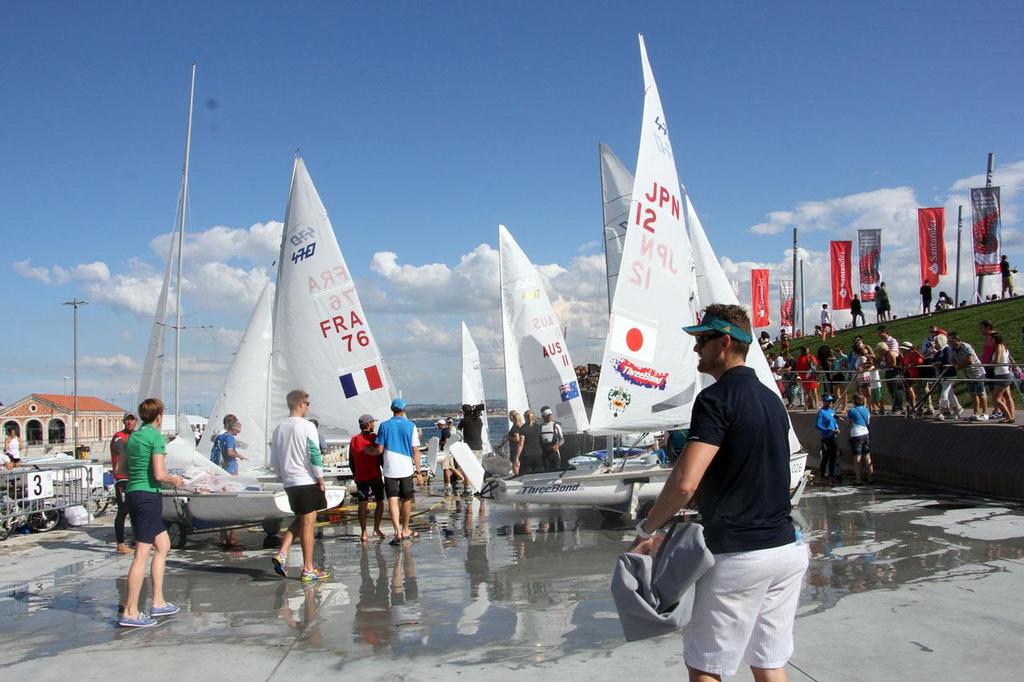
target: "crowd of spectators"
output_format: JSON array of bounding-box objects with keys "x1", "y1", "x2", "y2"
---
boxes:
[{"x1": 768, "y1": 319, "x2": 1021, "y2": 425}]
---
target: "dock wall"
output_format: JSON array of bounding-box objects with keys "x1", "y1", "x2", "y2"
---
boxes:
[{"x1": 789, "y1": 411, "x2": 1024, "y2": 499}]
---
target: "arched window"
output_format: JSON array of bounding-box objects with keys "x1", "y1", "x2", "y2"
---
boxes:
[
  {"x1": 3, "y1": 421, "x2": 19, "y2": 439},
  {"x1": 26, "y1": 419, "x2": 44, "y2": 445},
  {"x1": 98, "y1": 419, "x2": 103, "y2": 439},
  {"x1": 48, "y1": 419, "x2": 66, "y2": 444}
]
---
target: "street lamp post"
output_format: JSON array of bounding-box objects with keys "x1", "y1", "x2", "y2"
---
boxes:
[{"x1": 63, "y1": 298, "x2": 88, "y2": 454}]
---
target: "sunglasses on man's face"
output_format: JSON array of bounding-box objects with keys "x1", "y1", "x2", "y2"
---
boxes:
[{"x1": 694, "y1": 332, "x2": 725, "y2": 349}]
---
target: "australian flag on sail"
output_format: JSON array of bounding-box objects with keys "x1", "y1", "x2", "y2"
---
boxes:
[
  {"x1": 559, "y1": 380, "x2": 580, "y2": 402},
  {"x1": 340, "y1": 365, "x2": 384, "y2": 399}
]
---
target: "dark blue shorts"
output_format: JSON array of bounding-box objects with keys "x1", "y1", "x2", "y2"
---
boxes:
[
  {"x1": 125, "y1": 490, "x2": 166, "y2": 544},
  {"x1": 849, "y1": 435, "x2": 870, "y2": 458}
]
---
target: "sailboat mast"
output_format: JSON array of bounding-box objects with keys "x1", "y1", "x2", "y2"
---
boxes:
[{"x1": 174, "y1": 62, "x2": 196, "y2": 424}]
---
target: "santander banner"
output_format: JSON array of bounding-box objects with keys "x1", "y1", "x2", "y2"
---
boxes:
[
  {"x1": 830, "y1": 240, "x2": 853, "y2": 310},
  {"x1": 917, "y1": 207, "x2": 947, "y2": 286},
  {"x1": 751, "y1": 269, "x2": 770, "y2": 327}
]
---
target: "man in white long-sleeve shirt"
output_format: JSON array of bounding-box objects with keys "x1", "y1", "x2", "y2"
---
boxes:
[{"x1": 270, "y1": 389, "x2": 330, "y2": 583}]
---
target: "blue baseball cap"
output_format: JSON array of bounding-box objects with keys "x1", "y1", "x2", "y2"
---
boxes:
[
  {"x1": 822, "y1": 394, "x2": 835, "y2": 403},
  {"x1": 682, "y1": 314, "x2": 754, "y2": 344},
  {"x1": 390, "y1": 398, "x2": 407, "y2": 412}
]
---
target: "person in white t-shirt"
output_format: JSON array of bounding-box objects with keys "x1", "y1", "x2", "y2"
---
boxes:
[
  {"x1": 270, "y1": 389, "x2": 330, "y2": 583},
  {"x1": 819, "y1": 304, "x2": 834, "y2": 340}
]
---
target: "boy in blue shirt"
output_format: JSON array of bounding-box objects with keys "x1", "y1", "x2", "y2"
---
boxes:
[
  {"x1": 847, "y1": 394, "x2": 874, "y2": 484},
  {"x1": 816, "y1": 394, "x2": 841, "y2": 486},
  {"x1": 372, "y1": 398, "x2": 423, "y2": 546}
]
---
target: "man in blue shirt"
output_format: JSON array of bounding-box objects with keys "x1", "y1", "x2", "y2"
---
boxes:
[
  {"x1": 816, "y1": 395, "x2": 841, "y2": 486},
  {"x1": 372, "y1": 398, "x2": 423, "y2": 546}
]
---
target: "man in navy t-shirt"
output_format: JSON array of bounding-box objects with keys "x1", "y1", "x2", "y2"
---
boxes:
[{"x1": 629, "y1": 303, "x2": 808, "y2": 680}]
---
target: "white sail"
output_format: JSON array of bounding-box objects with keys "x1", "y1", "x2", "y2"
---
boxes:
[
  {"x1": 460, "y1": 322, "x2": 492, "y2": 453},
  {"x1": 589, "y1": 36, "x2": 699, "y2": 435},
  {"x1": 600, "y1": 143, "x2": 634, "y2": 311},
  {"x1": 271, "y1": 157, "x2": 395, "y2": 437},
  {"x1": 498, "y1": 225, "x2": 589, "y2": 433},
  {"x1": 138, "y1": 230, "x2": 176, "y2": 403},
  {"x1": 686, "y1": 195, "x2": 803, "y2": 455},
  {"x1": 206, "y1": 281, "x2": 274, "y2": 471},
  {"x1": 499, "y1": 231, "x2": 530, "y2": 419}
]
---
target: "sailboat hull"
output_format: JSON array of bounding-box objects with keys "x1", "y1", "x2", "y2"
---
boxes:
[
  {"x1": 490, "y1": 451, "x2": 809, "y2": 509},
  {"x1": 162, "y1": 487, "x2": 345, "y2": 526}
]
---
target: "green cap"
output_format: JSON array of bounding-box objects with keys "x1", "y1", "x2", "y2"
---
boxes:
[{"x1": 682, "y1": 314, "x2": 754, "y2": 344}]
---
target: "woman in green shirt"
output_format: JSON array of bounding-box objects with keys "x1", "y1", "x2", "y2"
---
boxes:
[{"x1": 116, "y1": 398, "x2": 184, "y2": 628}]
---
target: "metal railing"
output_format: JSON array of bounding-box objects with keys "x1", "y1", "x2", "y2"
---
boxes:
[
  {"x1": 775, "y1": 360, "x2": 1022, "y2": 416},
  {"x1": 1, "y1": 462, "x2": 110, "y2": 540}
]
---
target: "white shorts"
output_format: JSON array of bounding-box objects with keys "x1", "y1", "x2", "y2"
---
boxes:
[{"x1": 683, "y1": 541, "x2": 808, "y2": 676}]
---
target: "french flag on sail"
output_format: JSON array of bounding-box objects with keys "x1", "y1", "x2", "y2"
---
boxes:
[{"x1": 339, "y1": 365, "x2": 384, "y2": 399}]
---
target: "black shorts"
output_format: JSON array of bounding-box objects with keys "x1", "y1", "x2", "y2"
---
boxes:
[
  {"x1": 384, "y1": 475, "x2": 415, "y2": 501},
  {"x1": 849, "y1": 435, "x2": 870, "y2": 458},
  {"x1": 125, "y1": 490, "x2": 166, "y2": 544},
  {"x1": 285, "y1": 484, "x2": 328, "y2": 515},
  {"x1": 355, "y1": 478, "x2": 385, "y2": 502}
]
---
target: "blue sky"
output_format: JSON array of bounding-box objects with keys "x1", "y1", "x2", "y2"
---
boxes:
[{"x1": 2, "y1": 1, "x2": 1022, "y2": 412}]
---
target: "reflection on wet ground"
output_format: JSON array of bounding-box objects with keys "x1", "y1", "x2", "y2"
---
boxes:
[{"x1": 2, "y1": 483, "x2": 1024, "y2": 671}]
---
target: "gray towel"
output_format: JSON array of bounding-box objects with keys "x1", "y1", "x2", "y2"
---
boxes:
[{"x1": 611, "y1": 521, "x2": 715, "y2": 642}]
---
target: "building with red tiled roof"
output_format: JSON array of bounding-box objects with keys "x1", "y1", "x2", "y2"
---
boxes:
[{"x1": 1, "y1": 394, "x2": 127, "y2": 447}]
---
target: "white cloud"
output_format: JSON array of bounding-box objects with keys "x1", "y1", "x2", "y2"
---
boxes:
[
  {"x1": 366, "y1": 243, "x2": 500, "y2": 313},
  {"x1": 188, "y1": 263, "x2": 271, "y2": 312},
  {"x1": 79, "y1": 354, "x2": 141, "y2": 372},
  {"x1": 85, "y1": 273, "x2": 170, "y2": 316},
  {"x1": 210, "y1": 327, "x2": 244, "y2": 348},
  {"x1": 13, "y1": 259, "x2": 51, "y2": 284},
  {"x1": 749, "y1": 187, "x2": 918, "y2": 238},
  {"x1": 149, "y1": 221, "x2": 283, "y2": 267}
]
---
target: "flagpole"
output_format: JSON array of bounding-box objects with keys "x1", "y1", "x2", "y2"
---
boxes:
[
  {"x1": 955, "y1": 205, "x2": 963, "y2": 307},
  {"x1": 791, "y1": 228, "x2": 798, "y2": 336},
  {"x1": 799, "y1": 259, "x2": 805, "y2": 336}
]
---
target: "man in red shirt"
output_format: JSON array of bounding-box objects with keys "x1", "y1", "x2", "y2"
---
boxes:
[
  {"x1": 109, "y1": 413, "x2": 138, "y2": 554},
  {"x1": 350, "y1": 414, "x2": 385, "y2": 543}
]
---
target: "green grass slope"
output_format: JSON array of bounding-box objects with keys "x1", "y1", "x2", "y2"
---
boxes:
[
  {"x1": 779, "y1": 296, "x2": 1024, "y2": 410},
  {"x1": 817, "y1": 297, "x2": 1022, "y2": 355}
]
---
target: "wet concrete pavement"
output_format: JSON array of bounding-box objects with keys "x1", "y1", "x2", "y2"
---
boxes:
[{"x1": 2, "y1": 481, "x2": 1024, "y2": 680}]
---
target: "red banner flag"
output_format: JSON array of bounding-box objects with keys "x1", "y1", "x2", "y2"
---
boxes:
[
  {"x1": 917, "y1": 207, "x2": 947, "y2": 286},
  {"x1": 751, "y1": 269, "x2": 770, "y2": 327},
  {"x1": 830, "y1": 241, "x2": 853, "y2": 310}
]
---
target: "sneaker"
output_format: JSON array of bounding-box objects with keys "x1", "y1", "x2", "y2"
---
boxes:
[
  {"x1": 150, "y1": 603, "x2": 180, "y2": 617},
  {"x1": 119, "y1": 613, "x2": 158, "y2": 628},
  {"x1": 977, "y1": 414, "x2": 989, "y2": 422},
  {"x1": 936, "y1": 414, "x2": 945, "y2": 421},
  {"x1": 968, "y1": 415, "x2": 979, "y2": 422},
  {"x1": 271, "y1": 552, "x2": 288, "y2": 578},
  {"x1": 443, "y1": 485, "x2": 453, "y2": 496},
  {"x1": 301, "y1": 568, "x2": 330, "y2": 583}
]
